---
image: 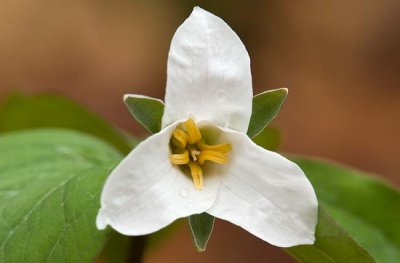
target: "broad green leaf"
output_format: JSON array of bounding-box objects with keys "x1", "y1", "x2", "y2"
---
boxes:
[
  {"x1": 247, "y1": 88, "x2": 288, "y2": 138},
  {"x1": 0, "y1": 129, "x2": 122, "y2": 262},
  {"x1": 292, "y1": 158, "x2": 400, "y2": 263},
  {"x1": 252, "y1": 126, "x2": 281, "y2": 151},
  {"x1": 124, "y1": 95, "x2": 164, "y2": 134},
  {"x1": 188, "y1": 213, "x2": 215, "y2": 252},
  {"x1": 287, "y1": 207, "x2": 375, "y2": 263},
  {"x1": 0, "y1": 93, "x2": 135, "y2": 154}
]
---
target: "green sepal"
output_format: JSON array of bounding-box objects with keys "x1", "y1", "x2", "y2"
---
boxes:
[
  {"x1": 188, "y1": 213, "x2": 215, "y2": 252},
  {"x1": 247, "y1": 88, "x2": 288, "y2": 138},
  {"x1": 123, "y1": 95, "x2": 164, "y2": 134}
]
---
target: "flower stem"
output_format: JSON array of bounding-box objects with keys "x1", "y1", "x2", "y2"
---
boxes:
[{"x1": 126, "y1": 236, "x2": 147, "y2": 263}]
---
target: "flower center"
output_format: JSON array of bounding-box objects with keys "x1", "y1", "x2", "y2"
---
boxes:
[{"x1": 169, "y1": 118, "x2": 231, "y2": 190}]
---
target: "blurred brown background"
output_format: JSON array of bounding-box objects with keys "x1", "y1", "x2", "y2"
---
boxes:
[{"x1": 1, "y1": 1, "x2": 399, "y2": 262}]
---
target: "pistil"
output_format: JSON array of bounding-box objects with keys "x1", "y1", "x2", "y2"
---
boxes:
[{"x1": 189, "y1": 148, "x2": 200, "y2": 161}]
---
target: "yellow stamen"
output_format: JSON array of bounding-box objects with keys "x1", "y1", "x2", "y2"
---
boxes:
[
  {"x1": 198, "y1": 150, "x2": 229, "y2": 165},
  {"x1": 169, "y1": 118, "x2": 231, "y2": 190},
  {"x1": 198, "y1": 141, "x2": 231, "y2": 153},
  {"x1": 171, "y1": 129, "x2": 188, "y2": 149},
  {"x1": 187, "y1": 162, "x2": 203, "y2": 190},
  {"x1": 170, "y1": 150, "x2": 189, "y2": 165},
  {"x1": 184, "y1": 118, "x2": 202, "y2": 144}
]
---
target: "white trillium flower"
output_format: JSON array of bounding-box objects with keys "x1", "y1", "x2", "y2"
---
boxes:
[{"x1": 97, "y1": 7, "x2": 318, "y2": 247}]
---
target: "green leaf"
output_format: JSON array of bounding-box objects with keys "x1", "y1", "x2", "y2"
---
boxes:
[
  {"x1": 287, "y1": 207, "x2": 375, "y2": 263},
  {"x1": 0, "y1": 93, "x2": 135, "y2": 154},
  {"x1": 292, "y1": 158, "x2": 400, "y2": 263},
  {"x1": 188, "y1": 213, "x2": 215, "y2": 252},
  {"x1": 124, "y1": 95, "x2": 164, "y2": 134},
  {"x1": 247, "y1": 88, "x2": 288, "y2": 138},
  {"x1": 0, "y1": 129, "x2": 122, "y2": 262}
]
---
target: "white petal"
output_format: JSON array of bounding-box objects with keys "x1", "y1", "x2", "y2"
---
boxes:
[
  {"x1": 97, "y1": 123, "x2": 218, "y2": 235},
  {"x1": 207, "y1": 129, "x2": 318, "y2": 247},
  {"x1": 162, "y1": 7, "x2": 252, "y2": 133}
]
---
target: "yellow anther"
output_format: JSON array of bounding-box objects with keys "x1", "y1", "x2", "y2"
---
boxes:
[
  {"x1": 198, "y1": 141, "x2": 231, "y2": 153},
  {"x1": 187, "y1": 162, "x2": 203, "y2": 190},
  {"x1": 198, "y1": 150, "x2": 229, "y2": 165},
  {"x1": 184, "y1": 118, "x2": 202, "y2": 144},
  {"x1": 170, "y1": 150, "x2": 190, "y2": 165},
  {"x1": 171, "y1": 129, "x2": 188, "y2": 149},
  {"x1": 169, "y1": 118, "x2": 231, "y2": 191}
]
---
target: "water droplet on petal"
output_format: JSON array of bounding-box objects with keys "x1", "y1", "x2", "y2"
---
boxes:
[{"x1": 180, "y1": 188, "x2": 188, "y2": 198}]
